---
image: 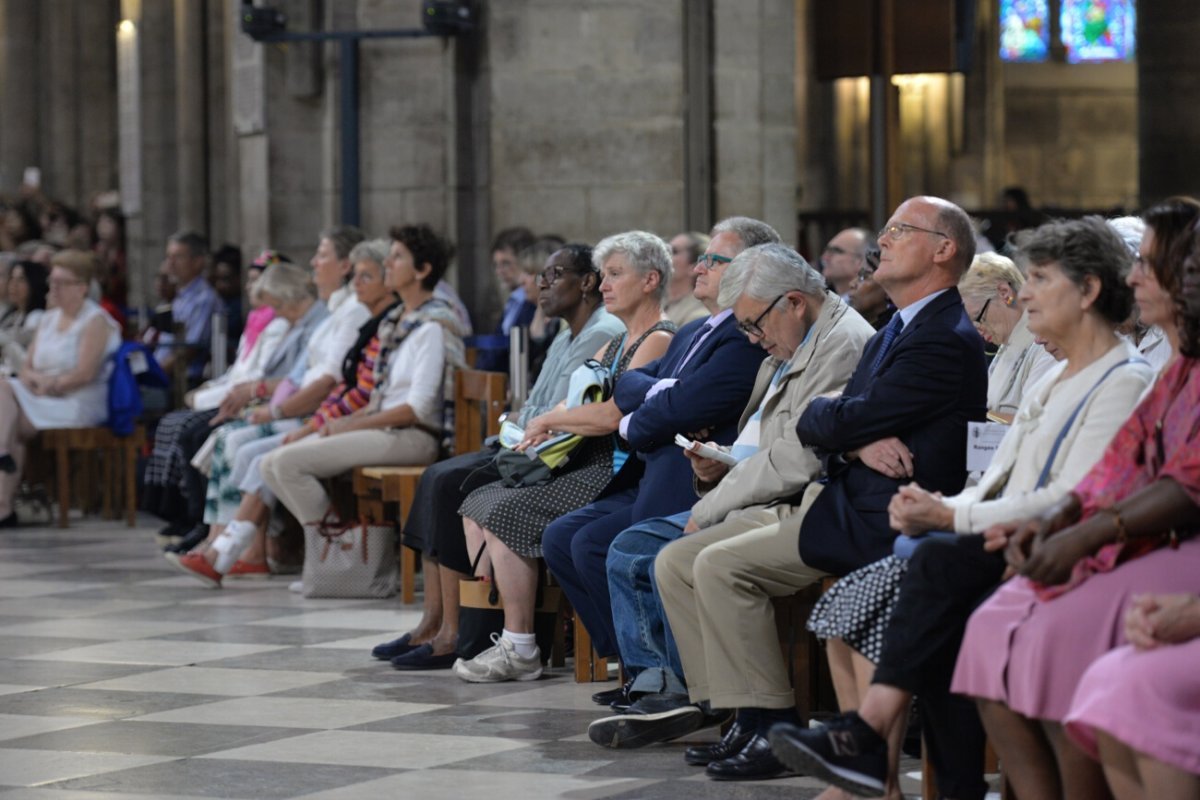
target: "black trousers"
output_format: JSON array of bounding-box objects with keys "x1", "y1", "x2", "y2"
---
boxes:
[
  {"x1": 400, "y1": 447, "x2": 500, "y2": 575},
  {"x1": 873, "y1": 535, "x2": 1007, "y2": 800}
]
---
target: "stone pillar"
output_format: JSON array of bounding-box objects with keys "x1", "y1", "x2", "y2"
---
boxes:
[
  {"x1": 175, "y1": 0, "x2": 208, "y2": 233},
  {"x1": 1138, "y1": 0, "x2": 1200, "y2": 204},
  {"x1": 0, "y1": 0, "x2": 40, "y2": 191},
  {"x1": 712, "y1": 0, "x2": 797, "y2": 240}
]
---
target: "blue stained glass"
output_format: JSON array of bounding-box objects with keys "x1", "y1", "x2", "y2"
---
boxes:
[
  {"x1": 1000, "y1": 0, "x2": 1050, "y2": 62},
  {"x1": 1061, "y1": 0, "x2": 1136, "y2": 62}
]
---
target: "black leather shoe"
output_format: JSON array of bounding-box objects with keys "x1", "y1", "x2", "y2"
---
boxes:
[
  {"x1": 0, "y1": 512, "x2": 17, "y2": 528},
  {"x1": 705, "y1": 732, "x2": 795, "y2": 781},
  {"x1": 685, "y1": 718, "x2": 754, "y2": 765},
  {"x1": 391, "y1": 644, "x2": 458, "y2": 670},
  {"x1": 164, "y1": 523, "x2": 208, "y2": 554},
  {"x1": 371, "y1": 633, "x2": 415, "y2": 660}
]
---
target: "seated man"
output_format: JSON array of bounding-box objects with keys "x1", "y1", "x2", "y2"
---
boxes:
[
  {"x1": 540, "y1": 217, "x2": 778, "y2": 665},
  {"x1": 654, "y1": 196, "x2": 988, "y2": 781},
  {"x1": 587, "y1": 242, "x2": 874, "y2": 748},
  {"x1": 373, "y1": 243, "x2": 625, "y2": 668},
  {"x1": 472, "y1": 226, "x2": 537, "y2": 371}
]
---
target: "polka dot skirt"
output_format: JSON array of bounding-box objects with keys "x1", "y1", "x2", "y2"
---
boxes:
[{"x1": 807, "y1": 554, "x2": 909, "y2": 664}]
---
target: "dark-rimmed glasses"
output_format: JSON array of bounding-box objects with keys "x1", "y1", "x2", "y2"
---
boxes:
[
  {"x1": 696, "y1": 253, "x2": 732, "y2": 270},
  {"x1": 877, "y1": 223, "x2": 948, "y2": 243},
  {"x1": 973, "y1": 297, "x2": 992, "y2": 325},
  {"x1": 738, "y1": 294, "x2": 785, "y2": 338}
]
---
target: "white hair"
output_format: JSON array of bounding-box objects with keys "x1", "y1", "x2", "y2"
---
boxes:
[
  {"x1": 593, "y1": 231, "x2": 672, "y2": 302},
  {"x1": 718, "y1": 243, "x2": 827, "y2": 309}
]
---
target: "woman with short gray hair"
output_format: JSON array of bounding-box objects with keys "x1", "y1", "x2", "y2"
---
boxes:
[{"x1": 593, "y1": 230, "x2": 673, "y2": 304}]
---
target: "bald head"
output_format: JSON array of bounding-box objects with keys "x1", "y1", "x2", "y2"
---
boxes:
[{"x1": 874, "y1": 196, "x2": 975, "y2": 308}]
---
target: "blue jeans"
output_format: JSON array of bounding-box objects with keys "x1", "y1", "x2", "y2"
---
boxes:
[
  {"x1": 607, "y1": 511, "x2": 690, "y2": 695},
  {"x1": 541, "y1": 488, "x2": 639, "y2": 659}
]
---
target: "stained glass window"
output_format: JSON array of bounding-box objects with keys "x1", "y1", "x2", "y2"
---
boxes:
[
  {"x1": 1061, "y1": 0, "x2": 1136, "y2": 62},
  {"x1": 1000, "y1": 0, "x2": 1051, "y2": 62}
]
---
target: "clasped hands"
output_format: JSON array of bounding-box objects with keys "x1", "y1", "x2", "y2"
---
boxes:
[
  {"x1": 1124, "y1": 593, "x2": 1200, "y2": 649},
  {"x1": 981, "y1": 494, "x2": 1086, "y2": 584}
]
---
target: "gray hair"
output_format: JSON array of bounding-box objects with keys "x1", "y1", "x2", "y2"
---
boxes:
[
  {"x1": 318, "y1": 225, "x2": 366, "y2": 260},
  {"x1": 959, "y1": 252, "x2": 1024, "y2": 301},
  {"x1": 1019, "y1": 216, "x2": 1134, "y2": 325},
  {"x1": 718, "y1": 243, "x2": 827, "y2": 309},
  {"x1": 1106, "y1": 215, "x2": 1146, "y2": 257},
  {"x1": 593, "y1": 230, "x2": 672, "y2": 302},
  {"x1": 257, "y1": 262, "x2": 316, "y2": 306},
  {"x1": 348, "y1": 238, "x2": 390, "y2": 270},
  {"x1": 711, "y1": 217, "x2": 782, "y2": 251}
]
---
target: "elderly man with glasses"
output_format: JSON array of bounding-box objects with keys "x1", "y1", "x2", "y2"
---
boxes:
[
  {"x1": 821, "y1": 227, "x2": 872, "y2": 299},
  {"x1": 638, "y1": 196, "x2": 988, "y2": 781},
  {"x1": 585, "y1": 242, "x2": 875, "y2": 754}
]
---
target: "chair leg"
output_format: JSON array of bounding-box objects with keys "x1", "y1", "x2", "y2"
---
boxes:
[
  {"x1": 398, "y1": 475, "x2": 419, "y2": 604},
  {"x1": 55, "y1": 441, "x2": 70, "y2": 528},
  {"x1": 124, "y1": 440, "x2": 137, "y2": 527}
]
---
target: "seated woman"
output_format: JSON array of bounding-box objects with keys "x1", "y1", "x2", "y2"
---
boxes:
[
  {"x1": 948, "y1": 206, "x2": 1200, "y2": 800},
  {"x1": 258, "y1": 224, "x2": 466, "y2": 540},
  {"x1": 441, "y1": 231, "x2": 675, "y2": 679},
  {"x1": 0, "y1": 250, "x2": 121, "y2": 526},
  {"x1": 516, "y1": 236, "x2": 564, "y2": 380},
  {"x1": 186, "y1": 249, "x2": 291, "y2": 411},
  {"x1": 151, "y1": 227, "x2": 369, "y2": 552},
  {"x1": 960, "y1": 251, "x2": 1057, "y2": 422},
  {"x1": 0, "y1": 260, "x2": 48, "y2": 370},
  {"x1": 775, "y1": 215, "x2": 1161, "y2": 800},
  {"x1": 172, "y1": 239, "x2": 401, "y2": 584},
  {"x1": 1064, "y1": 591, "x2": 1200, "y2": 800}
]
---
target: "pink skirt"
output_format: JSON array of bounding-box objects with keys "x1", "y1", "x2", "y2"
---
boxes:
[
  {"x1": 1065, "y1": 641, "x2": 1200, "y2": 775},
  {"x1": 951, "y1": 537, "x2": 1200, "y2": 722}
]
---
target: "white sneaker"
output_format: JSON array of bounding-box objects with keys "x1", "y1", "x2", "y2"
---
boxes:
[
  {"x1": 452, "y1": 633, "x2": 542, "y2": 683},
  {"x1": 288, "y1": 580, "x2": 303, "y2": 594}
]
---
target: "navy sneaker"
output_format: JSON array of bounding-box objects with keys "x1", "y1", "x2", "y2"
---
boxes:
[
  {"x1": 587, "y1": 692, "x2": 703, "y2": 749},
  {"x1": 768, "y1": 713, "x2": 887, "y2": 797}
]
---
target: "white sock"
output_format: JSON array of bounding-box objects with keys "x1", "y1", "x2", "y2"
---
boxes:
[
  {"x1": 502, "y1": 629, "x2": 538, "y2": 659},
  {"x1": 212, "y1": 519, "x2": 256, "y2": 573}
]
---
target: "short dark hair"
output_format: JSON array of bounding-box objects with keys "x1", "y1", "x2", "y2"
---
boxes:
[
  {"x1": 212, "y1": 244, "x2": 243, "y2": 275},
  {"x1": 11, "y1": 259, "x2": 48, "y2": 312},
  {"x1": 319, "y1": 225, "x2": 366, "y2": 260},
  {"x1": 557, "y1": 242, "x2": 598, "y2": 297},
  {"x1": 491, "y1": 226, "x2": 536, "y2": 256},
  {"x1": 168, "y1": 230, "x2": 209, "y2": 258},
  {"x1": 1019, "y1": 216, "x2": 1134, "y2": 325},
  {"x1": 390, "y1": 223, "x2": 455, "y2": 290},
  {"x1": 1142, "y1": 196, "x2": 1200, "y2": 300}
]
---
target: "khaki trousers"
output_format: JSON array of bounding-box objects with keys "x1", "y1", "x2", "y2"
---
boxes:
[
  {"x1": 655, "y1": 483, "x2": 827, "y2": 710},
  {"x1": 259, "y1": 428, "x2": 438, "y2": 525}
]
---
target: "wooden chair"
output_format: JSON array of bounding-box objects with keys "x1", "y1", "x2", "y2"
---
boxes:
[
  {"x1": 39, "y1": 425, "x2": 145, "y2": 528},
  {"x1": 352, "y1": 368, "x2": 507, "y2": 603}
]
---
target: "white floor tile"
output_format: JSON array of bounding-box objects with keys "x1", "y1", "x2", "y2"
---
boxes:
[
  {"x1": 0, "y1": 618, "x2": 217, "y2": 641},
  {"x1": 198, "y1": 729, "x2": 532, "y2": 769},
  {"x1": 75, "y1": 666, "x2": 340, "y2": 696},
  {"x1": 296, "y1": 770, "x2": 654, "y2": 800},
  {"x1": 132, "y1": 696, "x2": 445, "y2": 728},
  {"x1": 0, "y1": 581, "x2": 110, "y2": 600},
  {"x1": 16, "y1": 640, "x2": 287, "y2": 666},
  {"x1": 0, "y1": 714, "x2": 104, "y2": 742},
  {"x1": 0, "y1": 748, "x2": 175, "y2": 786},
  {"x1": 246, "y1": 609, "x2": 409, "y2": 630}
]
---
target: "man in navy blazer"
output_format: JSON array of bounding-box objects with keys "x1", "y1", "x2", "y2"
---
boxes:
[
  {"x1": 655, "y1": 196, "x2": 988, "y2": 780},
  {"x1": 541, "y1": 217, "x2": 775, "y2": 663}
]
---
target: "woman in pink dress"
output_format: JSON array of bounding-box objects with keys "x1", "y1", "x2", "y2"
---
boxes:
[{"x1": 952, "y1": 198, "x2": 1200, "y2": 800}]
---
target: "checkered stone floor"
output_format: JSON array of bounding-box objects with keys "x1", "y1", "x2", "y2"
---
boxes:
[{"x1": 0, "y1": 516, "x2": 933, "y2": 799}]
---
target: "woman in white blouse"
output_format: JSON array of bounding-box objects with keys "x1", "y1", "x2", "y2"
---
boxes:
[
  {"x1": 259, "y1": 224, "x2": 466, "y2": 528},
  {"x1": 0, "y1": 251, "x2": 120, "y2": 526},
  {"x1": 959, "y1": 252, "x2": 1057, "y2": 422}
]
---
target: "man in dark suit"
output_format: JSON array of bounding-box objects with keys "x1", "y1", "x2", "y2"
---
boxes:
[
  {"x1": 541, "y1": 217, "x2": 775, "y2": 666},
  {"x1": 654, "y1": 196, "x2": 987, "y2": 780}
]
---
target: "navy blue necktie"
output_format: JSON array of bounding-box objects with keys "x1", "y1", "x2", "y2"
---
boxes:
[
  {"x1": 869, "y1": 315, "x2": 904, "y2": 376},
  {"x1": 674, "y1": 321, "x2": 713, "y2": 377}
]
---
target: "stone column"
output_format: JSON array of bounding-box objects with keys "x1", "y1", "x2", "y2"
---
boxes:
[
  {"x1": 0, "y1": 0, "x2": 40, "y2": 191},
  {"x1": 1138, "y1": 0, "x2": 1200, "y2": 204},
  {"x1": 175, "y1": 0, "x2": 208, "y2": 233}
]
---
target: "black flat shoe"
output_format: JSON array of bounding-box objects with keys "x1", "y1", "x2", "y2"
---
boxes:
[
  {"x1": 705, "y1": 732, "x2": 795, "y2": 781},
  {"x1": 591, "y1": 678, "x2": 634, "y2": 709},
  {"x1": 391, "y1": 644, "x2": 458, "y2": 670},
  {"x1": 164, "y1": 523, "x2": 209, "y2": 554},
  {"x1": 685, "y1": 718, "x2": 754, "y2": 765},
  {"x1": 0, "y1": 512, "x2": 17, "y2": 528},
  {"x1": 372, "y1": 633, "x2": 416, "y2": 660}
]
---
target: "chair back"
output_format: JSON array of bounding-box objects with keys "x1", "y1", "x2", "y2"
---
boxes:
[{"x1": 454, "y1": 368, "x2": 507, "y2": 455}]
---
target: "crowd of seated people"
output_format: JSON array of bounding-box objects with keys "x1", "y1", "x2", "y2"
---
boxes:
[{"x1": 3, "y1": 182, "x2": 1198, "y2": 800}]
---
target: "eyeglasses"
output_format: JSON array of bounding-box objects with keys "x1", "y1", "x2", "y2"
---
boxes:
[
  {"x1": 537, "y1": 265, "x2": 570, "y2": 286},
  {"x1": 737, "y1": 294, "x2": 784, "y2": 338},
  {"x1": 877, "y1": 223, "x2": 949, "y2": 243},
  {"x1": 973, "y1": 297, "x2": 992, "y2": 325},
  {"x1": 696, "y1": 253, "x2": 732, "y2": 270}
]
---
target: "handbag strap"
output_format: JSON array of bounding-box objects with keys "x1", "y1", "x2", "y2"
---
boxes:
[
  {"x1": 468, "y1": 542, "x2": 500, "y2": 606},
  {"x1": 1033, "y1": 357, "x2": 1147, "y2": 489}
]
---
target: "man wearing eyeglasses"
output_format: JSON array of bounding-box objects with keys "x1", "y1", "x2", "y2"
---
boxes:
[
  {"x1": 540, "y1": 218, "x2": 774, "y2": 685},
  {"x1": 585, "y1": 243, "x2": 875, "y2": 764},
  {"x1": 649, "y1": 196, "x2": 988, "y2": 781},
  {"x1": 821, "y1": 227, "x2": 872, "y2": 299}
]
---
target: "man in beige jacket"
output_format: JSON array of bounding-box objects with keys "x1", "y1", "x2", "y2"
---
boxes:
[{"x1": 587, "y1": 242, "x2": 874, "y2": 762}]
